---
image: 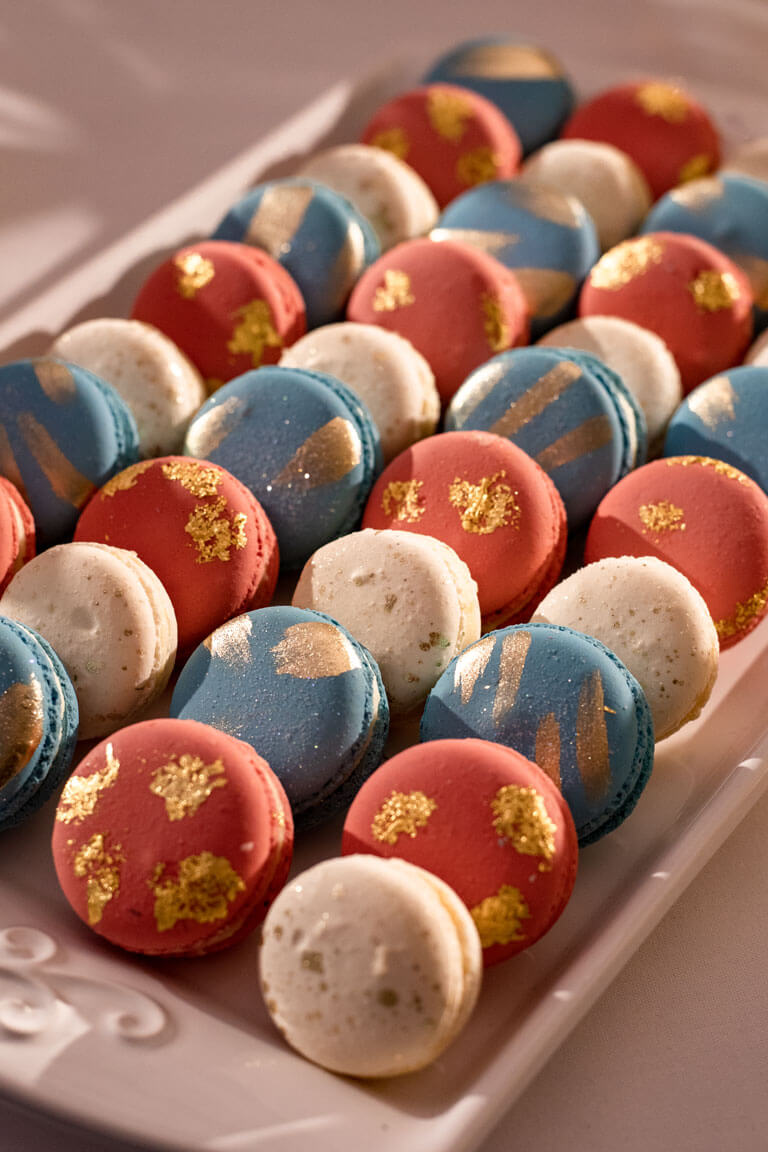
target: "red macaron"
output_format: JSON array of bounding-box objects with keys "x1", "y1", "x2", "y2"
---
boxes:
[{"x1": 0, "y1": 477, "x2": 35, "y2": 595}]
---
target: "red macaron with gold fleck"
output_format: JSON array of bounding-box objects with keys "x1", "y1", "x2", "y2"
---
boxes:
[
  {"x1": 561, "y1": 80, "x2": 720, "y2": 200},
  {"x1": 0, "y1": 478, "x2": 35, "y2": 595},
  {"x1": 362, "y1": 83, "x2": 522, "y2": 208},
  {"x1": 362, "y1": 429, "x2": 566, "y2": 628},
  {"x1": 342, "y1": 738, "x2": 578, "y2": 965},
  {"x1": 52, "y1": 718, "x2": 293, "y2": 957},
  {"x1": 347, "y1": 238, "x2": 530, "y2": 405},
  {"x1": 131, "y1": 239, "x2": 305, "y2": 391},
  {"x1": 579, "y1": 232, "x2": 753, "y2": 394},
  {"x1": 585, "y1": 454, "x2": 768, "y2": 647},
  {"x1": 74, "y1": 456, "x2": 278, "y2": 657}
]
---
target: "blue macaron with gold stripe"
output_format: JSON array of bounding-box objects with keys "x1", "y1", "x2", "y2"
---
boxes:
[
  {"x1": 210, "y1": 179, "x2": 380, "y2": 328},
  {"x1": 0, "y1": 358, "x2": 139, "y2": 547},
  {"x1": 420, "y1": 622, "x2": 655, "y2": 845},
  {"x1": 170, "y1": 606, "x2": 389, "y2": 828},
  {"x1": 446, "y1": 345, "x2": 646, "y2": 530},
  {"x1": 431, "y1": 179, "x2": 599, "y2": 336}
]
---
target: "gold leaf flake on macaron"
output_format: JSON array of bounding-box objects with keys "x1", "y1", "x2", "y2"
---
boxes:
[
  {"x1": 33, "y1": 359, "x2": 76, "y2": 403},
  {"x1": 369, "y1": 126, "x2": 410, "y2": 161},
  {"x1": 274, "y1": 417, "x2": 361, "y2": 488},
  {"x1": 456, "y1": 146, "x2": 499, "y2": 187},
  {"x1": 480, "y1": 293, "x2": 510, "y2": 352},
  {"x1": 470, "y1": 883, "x2": 531, "y2": 947},
  {"x1": 17, "y1": 412, "x2": 95, "y2": 508},
  {"x1": 449, "y1": 470, "x2": 520, "y2": 534},
  {"x1": 204, "y1": 615, "x2": 253, "y2": 663},
  {"x1": 150, "y1": 852, "x2": 245, "y2": 931},
  {"x1": 668, "y1": 455, "x2": 752, "y2": 485},
  {"x1": 687, "y1": 270, "x2": 741, "y2": 311},
  {"x1": 174, "y1": 251, "x2": 215, "y2": 299},
  {"x1": 371, "y1": 790, "x2": 437, "y2": 845},
  {"x1": 0, "y1": 678, "x2": 43, "y2": 789},
  {"x1": 270, "y1": 621, "x2": 361, "y2": 678},
  {"x1": 56, "y1": 742, "x2": 120, "y2": 824},
  {"x1": 679, "y1": 153, "x2": 714, "y2": 183},
  {"x1": 381, "y1": 479, "x2": 425, "y2": 523},
  {"x1": 100, "y1": 460, "x2": 154, "y2": 498},
  {"x1": 714, "y1": 576, "x2": 768, "y2": 641},
  {"x1": 160, "y1": 460, "x2": 222, "y2": 497},
  {"x1": 73, "y1": 832, "x2": 124, "y2": 925},
  {"x1": 589, "y1": 236, "x2": 665, "y2": 290},
  {"x1": 453, "y1": 635, "x2": 496, "y2": 704},
  {"x1": 634, "y1": 82, "x2": 690, "y2": 123},
  {"x1": 185, "y1": 497, "x2": 247, "y2": 562},
  {"x1": 638, "y1": 499, "x2": 687, "y2": 536},
  {"x1": 490, "y1": 784, "x2": 556, "y2": 870},
  {"x1": 427, "y1": 88, "x2": 473, "y2": 142},
  {"x1": 576, "y1": 670, "x2": 612, "y2": 803},
  {"x1": 244, "y1": 184, "x2": 314, "y2": 259},
  {"x1": 149, "y1": 755, "x2": 227, "y2": 821},
  {"x1": 227, "y1": 299, "x2": 283, "y2": 366},
  {"x1": 372, "y1": 269, "x2": 415, "y2": 312}
]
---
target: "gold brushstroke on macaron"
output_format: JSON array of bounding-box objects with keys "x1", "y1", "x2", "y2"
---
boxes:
[
  {"x1": 325, "y1": 220, "x2": 368, "y2": 311},
  {"x1": 470, "y1": 883, "x2": 531, "y2": 947},
  {"x1": 589, "y1": 236, "x2": 665, "y2": 290},
  {"x1": 150, "y1": 852, "x2": 245, "y2": 932},
  {"x1": 687, "y1": 375, "x2": 737, "y2": 428},
  {"x1": 491, "y1": 784, "x2": 556, "y2": 870},
  {"x1": 430, "y1": 227, "x2": 519, "y2": 256},
  {"x1": 449, "y1": 470, "x2": 520, "y2": 534},
  {"x1": 506, "y1": 183, "x2": 585, "y2": 229},
  {"x1": 185, "y1": 497, "x2": 247, "y2": 562},
  {"x1": 369, "y1": 127, "x2": 410, "y2": 161},
  {"x1": 381, "y1": 478, "x2": 425, "y2": 522},
  {"x1": 427, "y1": 88, "x2": 473, "y2": 142},
  {"x1": 535, "y1": 712, "x2": 562, "y2": 790},
  {"x1": 371, "y1": 790, "x2": 437, "y2": 845},
  {"x1": 149, "y1": 754, "x2": 227, "y2": 821},
  {"x1": 270, "y1": 620, "x2": 360, "y2": 678},
  {"x1": 679, "y1": 154, "x2": 714, "y2": 183},
  {"x1": 245, "y1": 184, "x2": 314, "y2": 258},
  {"x1": 634, "y1": 82, "x2": 690, "y2": 123},
  {"x1": 669, "y1": 176, "x2": 724, "y2": 209},
  {"x1": 449, "y1": 43, "x2": 561, "y2": 79},
  {"x1": 714, "y1": 576, "x2": 768, "y2": 641},
  {"x1": 204, "y1": 615, "x2": 253, "y2": 663},
  {"x1": 638, "y1": 500, "x2": 686, "y2": 536},
  {"x1": 174, "y1": 251, "x2": 215, "y2": 299},
  {"x1": 160, "y1": 460, "x2": 222, "y2": 497},
  {"x1": 687, "y1": 269, "x2": 741, "y2": 312},
  {"x1": 0, "y1": 425, "x2": 28, "y2": 501},
  {"x1": 33, "y1": 360, "x2": 76, "y2": 403},
  {"x1": 481, "y1": 293, "x2": 510, "y2": 351},
  {"x1": 185, "y1": 396, "x2": 245, "y2": 456},
  {"x1": 511, "y1": 268, "x2": 577, "y2": 319},
  {"x1": 227, "y1": 299, "x2": 283, "y2": 366},
  {"x1": 17, "y1": 412, "x2": 95, "y2": 508},
  {"x1": 493, "y1": 629, "x2": 531, "y2": 723},
  {"x1": 535, "y1": 414, "x2": 614, "y2": 472},
  {"x1": 576, "y1": 669, "x2": 612, "y2": 803},
  {"x1": 456, "y1": 146, "x2": 500, "y2": 187},
  {"x1": 668, "y1": 455, "x2": 752, "y2": 485},
  {"x1": 274, "y1": 417, "x2": 361, "y2": 488},
  {"x1": 0, "y1": 677, "x2": 44, "y2": 789},
  {"x1": 488, "y1": 360, "x2": 581, "y2": 438},
  {"x1": 56, "y1": 742, "x2": 120, "y2": 823},
  {"x1": 372, "y1": 269, "x2": 415, "y2": 312},
  {"x1": 73, "y1": 833, "x2": 123, "y2": 925},
  {"x1": 453, "y1": 635, "x2": 496, "y2": 703},
  {"x1": 100, "y1": 460, "x2": 154, "y2": 498}
]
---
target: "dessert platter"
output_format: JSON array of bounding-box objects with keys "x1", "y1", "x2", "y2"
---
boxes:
[{"x1": 1, "y1": 44, "x2": 768, "y2": 1152}]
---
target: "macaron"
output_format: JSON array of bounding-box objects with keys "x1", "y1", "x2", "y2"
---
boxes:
[
  {"x1": 292, "y1": 528, "x2": 481, "y2": 715},
  {"x1": 538, "y1": 315, "x2": 682, "y2": 454},
  {"x1": 445, "y1": 348, "x2": 645, "y2": 531},
  {"x1": 49, "y1": 318, "x2": 206, "y2": 457},
  {"x1": 361, "y1": 83, "x2": 522, "y2": 208},
  {"x1": 210, "y1": 179, "x2": 380, "y2": 328},
  {"x1": 170, "y1": 606, "x2": 389, "y2": 829},
  {"x1": 722, "y1": 137, "x2": 768, "y2": 185},
  {"x1": 296, "y1": 144, "x2": 439, "y2": 251},
  {"x1": 74, "y1": 457, "x2": 279, "y2": 656},
  {"x1": 561, "y1": 80, "x2": 721, "y2": 199},
  {"x1": 280, "y1": 322, "x2": 440, "y2": 463},
  {"x1": 0, "y1": 616, "x2": 79, "y2": 832},
  {"x1": 532, "y1": 556, "x2": 719, "y2": 740},
  {"x1": 52, "y1": 717, "x2": 293, "y2": 956},
  {"x1": 362, "y1": 430, "x2": 567, "y2": 627},
  {"x1": 424, "y1": 37, "x2": 575, "y2": 154},
  {"x1": 432, "y1": 180, "x2": 599, "y2": 337},
  {"x1": 259, "y1": 854, "x2": 482, "y2": 1077},
  {"x1": 0, "y1": 542, "x2": 177, "y2": 739},
  {"x1": 131, "y1": 240, "x2": 306, "y2": 390},
  {"x1": 420, "y1": 623, "x2": 655, "y2": 845},
  {"x1": 342, "y1": 738, "x2": 578, "y2": 964},
  {"x1": 347, "y1": 237, "x2": 530, "y2": 405},
  {"x1": 746, "y1": 327, "x2": 768, "y2": 368},
  {"x1": 585, "y1": 455, "x2": 768, "y2": 648},
  {"x1": 183, "y1": 365, "x2": 381, "y2": 570},
  {"x1": 579, "y1": 232, "x2": 754, "y2": 394},
  {"x1": 642, "y1": 174, "x2": 768, "y2": 333},
  {"x1": 521, "y1": 139, "x2": 651, "y2": 250},
  {"x1": 0, "y1": 478, "x2": 35, "y2": 595},
  {"x1": 0, "y1": 357, "x2": 139, "y2": 548}
]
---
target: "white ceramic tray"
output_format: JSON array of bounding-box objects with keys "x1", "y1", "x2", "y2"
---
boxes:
[{"x1": 1, "y1": 57, "x2": 768, "y2": 1152}]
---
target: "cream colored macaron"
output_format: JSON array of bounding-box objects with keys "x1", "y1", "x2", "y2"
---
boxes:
[
  {"x1": 745, "y1": 327, "x2": 768, "y2": 368},
  {"x1": 297, "y1": 143, "x2": 439, "y2": 251},
  {"x1": 721, "y1": 137, "x2": 768, "y2": 185},
  {"x1": 50, "y1": 318, "x2": 206, "y2": 458},
  {"x1": 280, "y1": 322, "x2": 440, "y2": 462},
  {"x1": 292, "y1": 528, "x2": 481, "y2": 714},
  {"x1": 0, "y1": 542, "x2": 177, "y2": 739},
  {"x1": 521, "y1": 139, "x2": 651, "y2": 251},
  {"x1": 532, "y1": 555, "x2": 719, "y2": 741},
  {"x1": 538, "y1": 315, "x2": 682, "y2": 453},
  {"x1": 259, "y1": 854, "x2": 482, "y2": 1077}
]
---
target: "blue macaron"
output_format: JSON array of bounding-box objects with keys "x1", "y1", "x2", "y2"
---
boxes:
[
  {"x1": 183, "y1": 364, "x2": 382, "y2": 569},
  {"x1": 664, "y1": 365, "x2": 768, "y2": 493},
  {"x1": 0, "y1": 615, "x2": 79, "y2": 831},
  {"x1": 210, "y1": 179, "x2": 380, "y2": 328},
  {"x1": 0, "y1": 358, "x2": 140, "y2": 547},
  {"x1": 431, "y1": 179, "x2": 599, "y2": 336},
  {"x1": 424, "y1": 37, "x2": 575, "y2": 155},
  {"x1": 420, "y1": 622, "x2": 655, "y2": 845},
  {"x1": 170, "y1": 606, "x2": 389, "y2": 828},
  {"x1": 446, "y1": 345, "x2": 646, "y2": 530},
  {"x1": 642, "y1": 174, "x2": 768, "y2": 333}
]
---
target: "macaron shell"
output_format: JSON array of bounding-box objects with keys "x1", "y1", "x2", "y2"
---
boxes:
[
  {"x1": 342, "y1": 738, "x2": 578, "y2": 964},
  {"x1": 585, "y1": 455, "x2": 768, "y2": 647},
  {"x1": 0, "y1": 478, "x2": 34, "y2": 594}
]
